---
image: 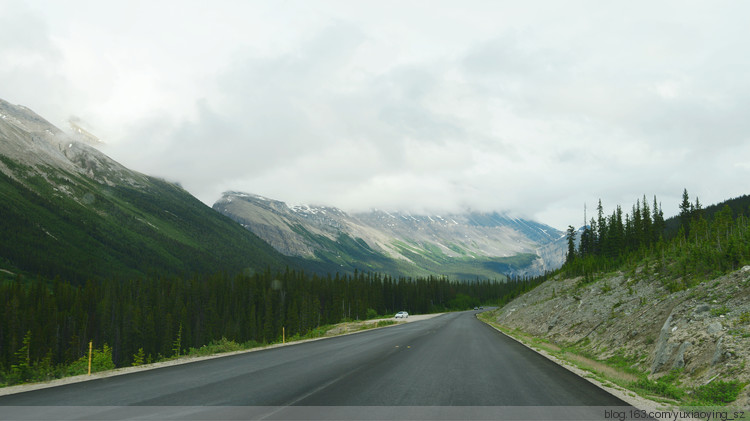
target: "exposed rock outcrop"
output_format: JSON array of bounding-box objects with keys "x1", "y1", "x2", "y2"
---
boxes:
[{"x1": 490, "y1": 266, "x2": 750, "y2": 407}]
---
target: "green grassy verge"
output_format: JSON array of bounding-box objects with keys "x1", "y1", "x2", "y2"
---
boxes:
[{"x1": 1, "y1": 315, "x2": 406, "y2": 389}]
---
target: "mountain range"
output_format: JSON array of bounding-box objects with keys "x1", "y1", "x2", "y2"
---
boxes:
[
  {"x1": 1, "y1": 98, "x2": 566, "y2": 282},
  {"x1": 213, "y1": 192, "x2": 566, "y2": 279}
]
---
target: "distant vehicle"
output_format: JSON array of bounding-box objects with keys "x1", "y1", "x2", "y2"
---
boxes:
[
  {"x1": 474, "y1": 307, "x2": 479, "y2": 310},
  {"x1": 479, "y1": 306, "x2": 484, "y2": 310},
  {"x1": 395, "y1": 311, "x2": 409, "y2": 318}
]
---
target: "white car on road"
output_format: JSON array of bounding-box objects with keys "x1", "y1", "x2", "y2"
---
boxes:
[{"x1": 394, "y1": 311, "x2": 409, "y2": 319}]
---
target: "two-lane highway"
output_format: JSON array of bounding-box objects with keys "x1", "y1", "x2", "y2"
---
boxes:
[{"x1": 0, "y1": 311, "x2": 632, "y2": 419}]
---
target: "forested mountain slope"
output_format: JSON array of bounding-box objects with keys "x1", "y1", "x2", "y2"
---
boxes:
[{"x1": 0, "y1": 99, "x2": 288, "y2": 283}]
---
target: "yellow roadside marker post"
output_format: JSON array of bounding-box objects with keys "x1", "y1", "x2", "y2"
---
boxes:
[{"x1": 87, "y1": 341, "x2": 93, "y2": 375}]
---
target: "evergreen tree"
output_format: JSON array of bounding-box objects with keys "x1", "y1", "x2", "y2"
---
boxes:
[
  {"x1": 694, "y1": 196, "x2": 703, "y2": 220},
  {"x1": 652, "y1": 196, "x2": 665, "y2": 242},
  {"x1": 580, "y1": 224, "x2": 592, "y2": 257},
  {"x1": 596, "y1": 199, "x2": 606, "y2": 254},
  {"x1": 641, "y1": 196, "x2": 652, "y2": 247},
  {"x1": 680, "y1": 188, "x2": 692, "y2": 236},
  {"x1": 633, "y1": 199, "x2": 642, "y2": 249},
  {"x1": 566, "y1": 225, "x2": 577, "y2": 264},
  {"x1": 11, "y1": 331, "x2": 32, "y2": 383},
  {"x1": 171, "y1": 324, "x2": 182, "y2": 357}
]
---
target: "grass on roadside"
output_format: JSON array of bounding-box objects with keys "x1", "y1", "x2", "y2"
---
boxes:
[
  {"x1": 2, "y1": 317, "x2": 405, "y2": 388},
  {"x1": 477, "y1": 312, "x2": 747, "y2": 409}
]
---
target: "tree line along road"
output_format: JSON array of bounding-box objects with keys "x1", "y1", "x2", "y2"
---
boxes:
[{"x1": 0, "y1": 311, "x2": 635, "y2": 420}]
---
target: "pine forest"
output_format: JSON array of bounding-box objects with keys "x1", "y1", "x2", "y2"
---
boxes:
[{"x1": 0, "y1": 268, "x2": 539, "y2": 385}]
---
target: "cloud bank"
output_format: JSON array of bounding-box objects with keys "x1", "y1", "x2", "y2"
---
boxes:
[{"x1": 2, "y1": 1, "x2": 750, "y2": 229}]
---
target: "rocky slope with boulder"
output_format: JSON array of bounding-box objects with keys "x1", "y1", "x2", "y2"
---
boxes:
[{"x1": 486, "y1": 265, "x2": 750, "y2": 408}]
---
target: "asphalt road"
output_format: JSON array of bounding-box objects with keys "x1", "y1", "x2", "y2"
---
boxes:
[{"x1": 0, "y1": 311, "x2": 633, "y2": 420}]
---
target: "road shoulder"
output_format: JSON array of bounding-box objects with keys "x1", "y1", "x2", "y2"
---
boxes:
[
  {"x1": 477, "y1": 314, "x2": 704, "y2": 418},
  {"x1": 0, "y1": 313, "x2": 444, "y2": 397}
]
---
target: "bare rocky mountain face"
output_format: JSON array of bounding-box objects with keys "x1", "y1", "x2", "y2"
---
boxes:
[
  {"x1": 213, "y1": 191, "x2": 566, "y2": 278},
  {"x1": 524, "y1": 234, "x2": 569, "y2": 275},
  {"x1": 0, "y1": 99, "x2": 147, "y2": 189}
]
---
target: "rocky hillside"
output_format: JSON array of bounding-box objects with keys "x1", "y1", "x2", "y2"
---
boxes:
[
  {"x1": 0, "y1": 99, "x2": 288, "y2": 282},
  {"x1": 486, "y1": 265, "x2": 750, "y2": 407},
  {"x1": 213, "y1": 191, "x2": 565, "y2": 279}
]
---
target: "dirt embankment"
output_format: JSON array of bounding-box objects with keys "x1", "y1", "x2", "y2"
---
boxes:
[{"x1": 489, "y1": 266, "x2": 750, "y2": 407}]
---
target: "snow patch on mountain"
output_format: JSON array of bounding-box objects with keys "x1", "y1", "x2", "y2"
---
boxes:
[{"x1": 214, "y1": 191, "x2": 566, "y2": 276}]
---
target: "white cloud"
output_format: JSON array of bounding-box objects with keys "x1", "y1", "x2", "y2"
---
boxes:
[{"x1": 3, "y1": 0, "x2": 750, "y2": 230}]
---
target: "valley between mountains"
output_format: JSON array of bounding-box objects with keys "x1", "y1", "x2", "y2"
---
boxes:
[
  {"x1": 213, "y1": 191, "x2": 565, "y2": 280},
  {"x1": 0, "y1": 97, "x2": 564, "y2": 382},
  {"x1": 0, "y1": 96, "x2": 565, "y2": 282},
  {"x1": 2, "y1": 98, "x2": 749, "y2": 411}
]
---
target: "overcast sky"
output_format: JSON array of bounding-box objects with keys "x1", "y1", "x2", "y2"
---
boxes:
[{"x1": 2, "y1": 0, "x2": 749, "y2": 230}]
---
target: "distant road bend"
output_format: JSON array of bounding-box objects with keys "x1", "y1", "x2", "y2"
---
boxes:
[{"x1": 0, "y1": 311, "x2": 636, "y2": 420}]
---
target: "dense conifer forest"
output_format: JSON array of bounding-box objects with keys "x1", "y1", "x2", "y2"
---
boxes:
[
  {"x1": 0, "y1": 268, "x2": 542, "y2": 385},
  {"x1": 562, "y1": 191, "x2": 750, "y2": 290}
]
